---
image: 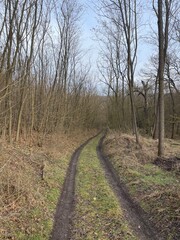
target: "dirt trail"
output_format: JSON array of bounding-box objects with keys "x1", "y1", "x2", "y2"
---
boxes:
[
  {"x1": 50, "y1": 134, "x2": 99, "y2": 240},
  {"x1": 97, "y1": 133, "x2": 164, "y2": 240},
  {"x1": 50, "y1": 131, "x2": 163, "y2": 240}
]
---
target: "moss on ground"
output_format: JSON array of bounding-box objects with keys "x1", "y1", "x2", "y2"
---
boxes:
[{"x1": 71, "y1": 135, "x2": 137, "y2": 240}]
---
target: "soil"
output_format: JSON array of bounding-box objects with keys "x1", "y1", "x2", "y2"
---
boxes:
[
  {"x1": 97, "y1": 133, "x2": 164, "y2": 240},
  {"x1": 50, "y1": 134, "x2": 99, "y2": 240},
  {"x1": 154, "y1": 156, "x2": 180, "y2": 172},
  {"x1": 50, "y1": 132, "x2": 165, "y2": 240}
]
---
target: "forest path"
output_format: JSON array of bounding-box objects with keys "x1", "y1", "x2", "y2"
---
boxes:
[
  {"x1": 50, "y1": 132, "x2": 162, "y2": 240},
  {"x1": 97, "y1": 134, "x2": 162, "y2": 240},
  {"x1": 50, "y1": 133, "x2": 99, "y2": 240}
]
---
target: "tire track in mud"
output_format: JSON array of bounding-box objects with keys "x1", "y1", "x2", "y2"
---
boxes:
[
  {"x1": 50, "y1": 133, "x2": 99, "y2": 240},
  {"x1": 51, "y1": 131, "x2": 163, "y2": 240},
  {"x1": 97, "y1": 133, "x2": 164, "y2": 240}
]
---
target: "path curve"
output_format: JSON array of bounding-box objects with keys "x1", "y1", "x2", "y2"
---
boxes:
[{"x1": 97, "y1": 132, "x2": 164, "y2": 240}]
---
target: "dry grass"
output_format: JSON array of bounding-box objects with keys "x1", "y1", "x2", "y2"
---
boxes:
[
  {"x1": 104, "y1": 130, "x2": 180, "y2": 240},
  {"x1": 0, "y1": 129, "x2": 96, "y2": 239},
  {"x1": 105, "y1": 131, "x2": 180, "y2": 163}
]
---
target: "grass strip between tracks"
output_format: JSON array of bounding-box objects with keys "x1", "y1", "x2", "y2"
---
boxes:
[{"x1": 71, "y1": 135, "x2": 137, "y2": 240}]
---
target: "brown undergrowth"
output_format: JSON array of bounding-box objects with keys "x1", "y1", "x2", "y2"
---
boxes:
[
  {"x1": 0, "y1": 129, "x2": 97, "y2": 239},
  {"x1": 103, "y1": 130, "x2": 180, "y2": 240}
]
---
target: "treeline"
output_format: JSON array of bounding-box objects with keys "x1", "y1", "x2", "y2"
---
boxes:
[
  {"x1": 96, "y1": 0, "x2": 180, "y2": 155},
  {"x1": 0, "y1": 0, "x2": 102, "y2": 143},
  {"x1": 0, "y1": 0, "x2": 180, "y2": 155}
]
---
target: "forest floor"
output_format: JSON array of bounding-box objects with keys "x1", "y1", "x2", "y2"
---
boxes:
[
  {"x1": 69, "y1": 134, "x2": 159, "y2": 240},
  {"x1": 103, "y1": 131, "x2": 180, "y2": 240},
  {"x1": 51, "y1": 132, "x2": 179, "y2": 240},
  {"x1": 1, "y1": 130, "x2": 180, "y2": 239},
  {"x1": 0, "y1": 130, "x2": 96, "y2": 239}
]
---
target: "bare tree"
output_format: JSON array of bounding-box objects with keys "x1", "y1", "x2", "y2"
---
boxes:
[
  {"x1": 95, "y1": 11, "x2": 127, "y2": 129},
  {"x1": 157, "y1": 0, "x2": 165, "y2": 156},
  {"x1": 96, "y1": 0, "x2": 140, "y2": 144},
  {"x1": 0, "y1": 0, "x2": 101, "y2": 142},
  {"x1": 152, "y1": 0, "x2": 174, "y2": 155}
]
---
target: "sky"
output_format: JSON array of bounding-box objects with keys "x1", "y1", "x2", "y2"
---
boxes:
[
  {"x1": 79, "y1": 0, "x2": 158, "y2": 89},
  {"x1": 80, "y1": 0, "x2": 99, "y2": 69}
]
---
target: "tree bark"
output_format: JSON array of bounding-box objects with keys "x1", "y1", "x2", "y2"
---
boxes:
[{"x1": 158, "y1": 0, "x2": 165, "y2": 156}]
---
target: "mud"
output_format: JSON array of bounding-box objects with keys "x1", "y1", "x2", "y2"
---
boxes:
[
  {"x1": 50, "y1": 134, "x2": 99, "y2": 240},
  {"x1": 50, "y1": 131, "x2": 165, "y2": 240},
  {"x1": 97, "y1": 133, "x2": 164, "y2": 240},
  {"x1": 154, "y1": 156, "x2": 180, "y2": 172}
]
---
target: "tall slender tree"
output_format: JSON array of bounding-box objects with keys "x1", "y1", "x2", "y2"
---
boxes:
[{"x1": 157, "y1": 0, "x2": 165, "y2": 156}]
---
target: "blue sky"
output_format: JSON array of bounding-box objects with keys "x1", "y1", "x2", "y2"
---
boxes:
[
  {"x1": 79, "y1": 0, "x2": 157, "y2": 82},
  {"x1": 80, "y1": 0, "x2": 98, "y2": 68}
]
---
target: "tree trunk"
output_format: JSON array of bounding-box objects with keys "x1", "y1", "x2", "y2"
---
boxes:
[
  {"x1": 153, "y1": 76, "x2": 159, "y2": 139},
  {"x1": 158, "y1": 0, "x2": 165, "y2": 156}
]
